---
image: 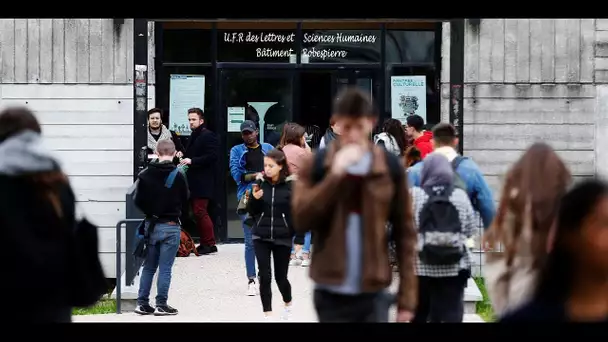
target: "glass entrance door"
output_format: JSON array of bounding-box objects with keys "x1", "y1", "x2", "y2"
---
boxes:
[{"x1": 219, "y1": 69, "x2": 294, "y2": 240}]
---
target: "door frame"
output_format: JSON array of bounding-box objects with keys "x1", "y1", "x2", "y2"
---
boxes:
[{"x1": 216, "y1": 64, "x2": 297, "y2": 242}]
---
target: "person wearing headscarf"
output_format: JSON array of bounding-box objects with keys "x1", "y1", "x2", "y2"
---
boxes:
[{"x1": 409, "y1": 153, "x2": 477, "y2": 323}]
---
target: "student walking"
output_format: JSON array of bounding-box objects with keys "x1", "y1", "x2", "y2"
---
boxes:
[
  {"x1": 374, "y1": 118, "x2": 408, "y2": 158},
  {"x1": 278, "y1": 122, "x2": 313, "y2": 267},
  {"x1": 484, "y1": 142, "x2": 571, "y2": 317},
  {"x1": 134, "y1": 139, "x2": 189, "y2": 316},
  {"x1": 246, "y1": 149, "x2": 295, "y2": 320},
  {"x1": 410, "y1": 153, "x2": 477, "y2": 323},
  {"x1": 292, "y1": 87, "x2": 418, "y2": 323},
  {"x1": 230, "y1": 120, "x2": 275, "y2": 296}
]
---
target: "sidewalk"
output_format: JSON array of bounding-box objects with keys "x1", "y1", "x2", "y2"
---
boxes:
[{"x1": 74, "y1": 244, "x2": 485, "y2": 323}]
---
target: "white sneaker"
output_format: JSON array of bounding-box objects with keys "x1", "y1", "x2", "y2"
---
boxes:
[
  {"x1": 301, "y1": 258, "x2": 311, "y2": 267},
  {"x1": 264, "y1": 314, "x2": 275, "y2": 322},
  {"x1": 289, "y1": 257, "x2": 301, "y2": 266},
  {"x1": 281, "y1": 304, "x2": 293, "y2": 321},
  {"x1": 247, "y1": 282, "x2": 257, "y2": 296}
]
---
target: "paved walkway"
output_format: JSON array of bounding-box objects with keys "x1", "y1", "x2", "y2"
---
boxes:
[{"x1": 74, "y1": 244, "x2": 484, "y2": 323}]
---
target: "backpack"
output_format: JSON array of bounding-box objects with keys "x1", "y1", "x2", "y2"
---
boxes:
[
  {"x1": 177, "y1": 229, "x2": 200, "y2": 257},
  {"x1": 418, "y1": 185, "x2": 465, "y2": 265}
]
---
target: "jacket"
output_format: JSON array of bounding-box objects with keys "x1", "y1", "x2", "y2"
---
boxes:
[
  {"x1": 0, "y1": 131, "x2": 74, "y2": 322},
  {"x1": 246, "y1": 176, "x2": 295, "y2": 245},
  {"x1": 184, "y1": 126, "x2": 219, "y2": 199},
  {"x1": 281, "y1": 143, "x2": 312, "y2": 175},
  {"x1": 134, "y1": 160, "x2": 189, "y2": 222},
  {"x1": 230, "y1": 142, "x2": 274, "y2": 200},
  {"x1": 413, "y1": 131, "x2": 433, "y2": 159},
  {"x1": 410, "y1": 186, "x2": 476, "y2": 277},
  {"x1": 407, "y1": 147, "x2": 496, "y2": 229},
  {"x1": 319, "y1": 127, "x2": 337, "y2": 149},
  {"x1": 292, "y1": 142, "x2": 418, "y2": 312}
]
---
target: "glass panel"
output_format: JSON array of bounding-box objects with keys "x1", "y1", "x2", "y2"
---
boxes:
[
  {"x1": 162, "y1": 29, "x2": 212, "y2": 63},
  {"x1": 222, "y1": 70, "x2": 293, "y2": 239},
  {"x1": 218, "y1": 30, "x2": 297, "y2": 63},
  {"x1": 302, "y1": 30, "x2": 381, "y2": 63},
  {"x1": 385, "y1": 30, "x2": 436, "y2": 64}
]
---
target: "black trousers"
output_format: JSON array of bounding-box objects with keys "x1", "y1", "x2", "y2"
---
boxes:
[
  {"x1": 314, "y1": 289, "x2": 394, "y2": 323},
  {"x1": 253, "y1": 240, "x2": 292, "y2": 312},
  {"x1": 412, "y1": 274, "x2": 467, "y2": 323}
]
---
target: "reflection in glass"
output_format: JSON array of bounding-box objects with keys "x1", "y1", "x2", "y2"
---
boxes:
[{"x1": 385, "y1": 31, "x2": 435, "y2": 64}]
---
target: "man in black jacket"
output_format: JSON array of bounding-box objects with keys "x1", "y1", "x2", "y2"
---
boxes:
[
  {"x1": 180, "y1": 107, "x2": 220, "y2": 255},
  {"x1": 134, "y1": 139, "x2": 189, "y2": 316}
]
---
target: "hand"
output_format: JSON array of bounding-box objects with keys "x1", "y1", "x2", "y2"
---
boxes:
[
  {"x1": 330, "y1": 144, "x2": 365, "y2": 176},
  {"x1": 255, "y1": 172, "x2": 265, "y2": 181},
  {"x1": 179, "y1": 158, "x2": 192, "y2": 166},
  {"x1": 252, "y1": 185, "x2": 264, "y2": 199},
  {"x1": 396, "y1": 310, "x2": 414, "y2": 323},
  {"x1": 176, "y1": 151, "x2": 183, "y2": 158}
]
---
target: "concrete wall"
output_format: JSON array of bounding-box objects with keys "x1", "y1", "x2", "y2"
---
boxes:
[
  {"x1": 441, "y1": 19, "x2": 603, "y2": 200},
  {"x1": 0, "y1": 19, "x2": 155, "y2": 278}
]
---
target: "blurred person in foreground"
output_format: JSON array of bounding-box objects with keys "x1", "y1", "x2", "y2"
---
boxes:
[
  {"x1": 0, "y1": 107, "x2": 77, "y2": 322},
  {"x1": 292, "y1": 87, "x2": 417, "y2": 323},
  {"x1": 278, "y1": 122, "x2": 313, "y2": 267},
  {"x1": 410, "y1": 153, "x2": 477, "y2": 323},
  {"x1": 484, "y1": 142, "x2": 571, "y2": 317},
  {"x1": 501, "y1": 178, "x2": 608, "y2": 322},
  {"x1": 134, "y1": 139, "x2": 189, "y2": 316}
]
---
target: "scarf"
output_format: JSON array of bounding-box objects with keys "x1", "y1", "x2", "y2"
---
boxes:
[
  {"x1": 420, "y1": 153, "x2": 454, "y2": 188},
  {"x1": 147, "y1": 125, "x2": 172, "y2": 152}
]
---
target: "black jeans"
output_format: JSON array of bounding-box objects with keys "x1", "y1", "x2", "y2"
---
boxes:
[
  {"x1": 412, "y1": 273, "x2": 467, "y2": 323},
  {"x1": 253, "y1": 240, "x2": 292, "y2": 312},
  {"x1": 314, "y1": 289, "x2": 394, "y2": 322}
]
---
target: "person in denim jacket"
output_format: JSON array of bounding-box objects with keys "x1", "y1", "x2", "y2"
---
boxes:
[
  {"x1": 407, "y1": 123, "x2": 496, "y2": 232},
  {"x1": 230, "y1": 120, "x2": 274, "y2": 296}
]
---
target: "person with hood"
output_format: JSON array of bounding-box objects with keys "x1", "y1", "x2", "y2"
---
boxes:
[
  {"x1": 318, "y1": 117, "x2": 341, "y2": 149},
  {"x1": 146, "y1": 108, "x2": 184, "y2": 160},
  {"x1": 0, "y1": 107, "x2": 78, "y2": 322},
  {"x1": 410, "y1": 153, "x2": 477, "y2": 323},
  {"x1": 134, "y1": 139, "x2": 189, "y2": 316},
  {"x1": 405, "y1": 115, "x2": 433, "y2": 159},
  {"x1": 374, "y1": 118, "x2": 407, "y2": 158},
  {"x1": 246, "y1": 148, "x2": 296, "y2": 320}
]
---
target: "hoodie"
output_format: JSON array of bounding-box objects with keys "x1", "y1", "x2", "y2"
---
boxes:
[
  {"x1": 413, "y1": 130, "x2": 433, "y2": 159},
  {"x1": 134, "y1": 160, "x2": 189, "y2": 222},
  {"x1": 0, "y1": 131, "x2": 74, "y2": 322}
]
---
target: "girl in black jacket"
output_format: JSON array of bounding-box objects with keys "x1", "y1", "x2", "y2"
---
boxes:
[{"x1": 247, "y1": 148, "x2": 295, "y2": 320}]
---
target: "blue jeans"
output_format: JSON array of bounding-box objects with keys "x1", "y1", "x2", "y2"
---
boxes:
[
  {"x1": 241, "y1": 214, "x2": 257, "y2": 280},
  {"x1": 291, "y1": 231, "x2": 312, "y2": 254},
  {"x1": 137, "y1": 222, "x2": 181, "y2": 306}
]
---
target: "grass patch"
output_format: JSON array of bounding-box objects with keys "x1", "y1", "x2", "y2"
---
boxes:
[
  {"x1": 72, "y1": 297, "x2": 117, "y2": 316},
  {"x1": 473, "y1": 277, "x2": 496, "y2": 322}
]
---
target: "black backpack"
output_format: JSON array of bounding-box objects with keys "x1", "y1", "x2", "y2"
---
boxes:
[{"x1": 418, "y1": 185, "x2": 465, "y2": 265}]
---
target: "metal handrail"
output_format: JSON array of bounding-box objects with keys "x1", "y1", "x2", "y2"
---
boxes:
[{"x1": 115, "y1": 218, "x2": 144, "y2": 314}]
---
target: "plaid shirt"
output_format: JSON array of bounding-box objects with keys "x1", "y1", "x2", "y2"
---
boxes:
[{"x1": 410, "y1": 187, "x2": 476, "y2": 278}]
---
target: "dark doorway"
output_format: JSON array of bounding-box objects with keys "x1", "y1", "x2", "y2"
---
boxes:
[{"x1": 299, "y1": 71, "x2": 332, "y2": 149}]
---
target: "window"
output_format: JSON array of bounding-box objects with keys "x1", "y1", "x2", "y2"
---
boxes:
[
  {"x1": 385, "y1": 30, "x2": 436, "y2": 64},
  {"x1": 162, "y1": 29, "x2": 212, "y2": 63}
]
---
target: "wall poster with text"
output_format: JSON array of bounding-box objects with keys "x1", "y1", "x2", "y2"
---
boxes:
[
  {"x1": 169, "y1": 74, "x2": 206, "y2": 136},
  {"x1": 390, "y1": 76, "x2": 427, "y2": 124}
]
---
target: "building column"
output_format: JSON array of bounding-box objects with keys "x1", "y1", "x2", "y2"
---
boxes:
[
  {"x1": 133, "y1": 18, "x2": 149, "y2": 180},
  {"x1": 449, "y1": 19, "x2": 465, "y2": 155}
]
